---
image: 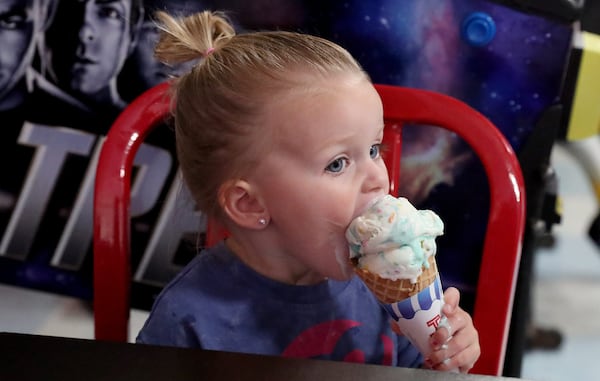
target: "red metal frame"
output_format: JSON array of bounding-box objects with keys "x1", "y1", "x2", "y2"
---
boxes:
[
  {"x1": 93, "y1": 82, "x2": 171, "y2": 343},
  {"x1": 93, "y1": 82, "x2": 525, "y2": 376},
  {"x1": 376, "y1": 84, "x2": 526, "y2": 375}
]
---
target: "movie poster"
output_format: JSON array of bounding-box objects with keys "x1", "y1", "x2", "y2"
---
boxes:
[{"x1": 0, "y1": 0, "x2": 573, "y2": 310}]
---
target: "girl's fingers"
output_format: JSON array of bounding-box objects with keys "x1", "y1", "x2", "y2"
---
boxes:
[
  {"x1": 426, "y1": 318, "x2": 480, "y2": 372},
  {"x1": 430, "y1": 312, "x2": 469, "y2": 349}
]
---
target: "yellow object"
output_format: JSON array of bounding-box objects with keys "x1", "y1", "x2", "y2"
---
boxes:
[
  {"x1": 593, "y1": 182, "x2": 600, "y2": 202},
  {"x1": 555, "y1": 195, "x2": 563, "y2": 217},
  {"x1": 567, "y1": 31, "x2": 600, "y2": 141}
]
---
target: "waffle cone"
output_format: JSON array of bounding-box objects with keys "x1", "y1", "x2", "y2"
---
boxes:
[{"x1": 353, "y1": 255, "x2": 438, "y2": 304}]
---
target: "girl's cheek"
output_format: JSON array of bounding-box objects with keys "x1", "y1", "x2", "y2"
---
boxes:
[{"x1": 333, "y1": 242, "x2": 354, "y2": 280}]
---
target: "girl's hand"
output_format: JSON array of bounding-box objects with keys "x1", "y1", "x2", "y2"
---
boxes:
[{"x1": 424, "y1": 287, "x2": 480, "y2": 373}]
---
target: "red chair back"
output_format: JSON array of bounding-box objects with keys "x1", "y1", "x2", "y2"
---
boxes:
[
  {"x1": 376, "y1": 85, "x2": 525, "y2": 375},
  {"x1": 94, "y1": 82, "x2": 525, "y2": 376}
]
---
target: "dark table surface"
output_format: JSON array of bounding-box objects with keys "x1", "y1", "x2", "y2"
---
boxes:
[{"x1": 1, "y1": 332, "x2": 528, "y2": 381}]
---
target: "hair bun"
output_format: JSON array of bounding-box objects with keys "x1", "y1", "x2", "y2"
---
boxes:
[{"x1": 154, "y1": 10, "x2": 235, "y2": 64}]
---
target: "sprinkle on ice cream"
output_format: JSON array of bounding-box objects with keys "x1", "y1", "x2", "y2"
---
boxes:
[{"x1": 345, "y1": 195, "x2": 444, "y2": 283}]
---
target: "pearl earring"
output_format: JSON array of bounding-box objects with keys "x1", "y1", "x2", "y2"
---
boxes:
[{"x1": 258, "y1": 218, "x2": 267, "y2": 226}]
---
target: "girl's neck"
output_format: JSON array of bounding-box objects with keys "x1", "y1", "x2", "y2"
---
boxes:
[{"x1": 225, "y1": 236, "x2": 326, "y2": 286}]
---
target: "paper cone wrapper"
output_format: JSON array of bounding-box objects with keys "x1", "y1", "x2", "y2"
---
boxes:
[{"x1": 354, "y1": 256, "x2": 444, "y2": 355}]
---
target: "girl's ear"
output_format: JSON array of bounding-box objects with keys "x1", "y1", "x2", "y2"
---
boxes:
[{"x1": 218, "y1": 179, "x2": 269, "y2": 229}]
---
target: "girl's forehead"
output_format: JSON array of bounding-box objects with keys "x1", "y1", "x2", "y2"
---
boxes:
[{"x1": 266, "y1": 78, "x2": 380, "y2": 144}]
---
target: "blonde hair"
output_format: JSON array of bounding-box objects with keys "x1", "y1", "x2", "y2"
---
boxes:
[{"x1": 154, "y1": 10, "x2": 367, "y2": 220}]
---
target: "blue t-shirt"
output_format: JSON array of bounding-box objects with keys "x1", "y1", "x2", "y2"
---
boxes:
[{"x1": 137, "y1": 242, "x2": 422, "y2": 367}]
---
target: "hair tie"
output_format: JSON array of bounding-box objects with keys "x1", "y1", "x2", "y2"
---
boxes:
[{"x1": 205, "y1": 47, "x2": 215, "y2": 56}]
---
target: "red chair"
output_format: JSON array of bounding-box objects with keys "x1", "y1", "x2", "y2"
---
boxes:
[
  {"x1": 376, "y1": 85, "x2": 525, "y2": 375},
  {"x1": 94, "y1": 82, "x2": 525, "y2": 376}
]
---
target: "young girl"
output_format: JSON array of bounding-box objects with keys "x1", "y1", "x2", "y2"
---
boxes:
[{"x1": 137, "y1": 10, "x2": 480, "y2": 373}]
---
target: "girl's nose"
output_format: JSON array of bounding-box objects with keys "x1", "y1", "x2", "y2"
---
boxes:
[{"x1": 362, "y1": 160, "x2": 390, "y2": 195}]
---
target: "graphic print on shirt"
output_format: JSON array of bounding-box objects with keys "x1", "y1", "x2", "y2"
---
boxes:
[{"x1": 281, "y1": 319, "x2": 393, "y2": 365}]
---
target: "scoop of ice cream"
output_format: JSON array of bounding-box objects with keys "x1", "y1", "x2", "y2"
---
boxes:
[{"x1": 345, "y1": 195, "x2": 444, "y2": 282}]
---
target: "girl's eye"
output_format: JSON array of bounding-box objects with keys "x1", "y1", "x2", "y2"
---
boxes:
[
  {"x1": 370, "y1": 144, "x2": 381, "y2": 159},
  {"x1": 326, "y1": 157, "x2": 348, "y2": 173}
]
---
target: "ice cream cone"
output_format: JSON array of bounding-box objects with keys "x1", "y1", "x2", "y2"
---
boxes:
[
  {"x1": 352, "y1": 255, "x2": 445, "y2": 356},
  {"x1": 352, "y1": 255, "x2": 438, "y2": 304},
  {"x1": 346, "y1": 195, "x2": 447, "y2": 356}
]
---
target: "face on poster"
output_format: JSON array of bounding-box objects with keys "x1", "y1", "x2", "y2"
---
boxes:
[
  {"x1": 0, "y1": 0, "x2": 44, "y2": 108},
  {"x1": 120, "y1": 0, "x2": 209, "y2": 98}
]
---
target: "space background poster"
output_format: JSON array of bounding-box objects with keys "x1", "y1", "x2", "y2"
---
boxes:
[{"x1": 0, "y1": 0, "x2": 573, "y2": 310}]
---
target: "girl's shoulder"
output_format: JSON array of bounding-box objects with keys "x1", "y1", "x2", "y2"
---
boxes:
[{"x1": 161, "y1": 242, "x2": 236, "y2": 292}]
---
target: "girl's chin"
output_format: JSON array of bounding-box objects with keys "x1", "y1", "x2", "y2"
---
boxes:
[
  {"x1": 327, "y1": 261, "x2": 355, "y2": 281},
  {"x1": 329, "y1": 243, "x2": 354, "y2": 280}
]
